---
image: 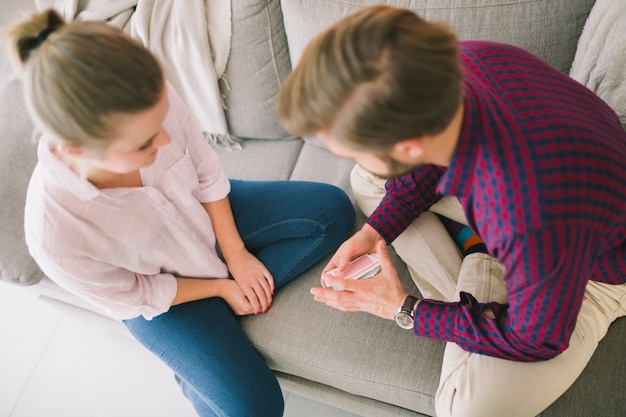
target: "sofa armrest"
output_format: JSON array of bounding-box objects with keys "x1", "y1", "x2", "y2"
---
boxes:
[{"x1": 0, "y1": 80, "x2": 44, "y2": 286}]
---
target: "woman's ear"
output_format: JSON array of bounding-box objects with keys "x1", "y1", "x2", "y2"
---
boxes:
[
  {"x1": 56, "y1": 143, "x2": 84, "y2": 158},
  {"x1": 391, "y1": 139, "x2": 424, "y2": 162}
]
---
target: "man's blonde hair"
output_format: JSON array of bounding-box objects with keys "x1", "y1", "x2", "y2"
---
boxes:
[
  {"x1": 4, "y1": 9, "x2": 164, "y2": 152},
  {"x1": 277, "y1": 6, "x2": 462, "y2": 153}
]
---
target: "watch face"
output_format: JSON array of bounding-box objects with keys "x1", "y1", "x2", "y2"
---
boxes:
[{"x1": 394, "y1": 312, "x2": 414, "y2": 330}]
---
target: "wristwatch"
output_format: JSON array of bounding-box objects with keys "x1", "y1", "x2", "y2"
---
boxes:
[{"x1": 394, "y1": 295, "x2": 419, "y2": 330}]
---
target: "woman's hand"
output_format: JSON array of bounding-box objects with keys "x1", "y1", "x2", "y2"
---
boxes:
[
  {"x1": 218, "y1": 279, "x2": 256, "y2": 316},
  {"x1": 173, "y1": 277, "x2": 255, "y2": 316},
  {"x1": 225, "y1": 247, "x2": 274, "y2": 314},
  {"x1": 321, "y1": 223, "x2": 385, "y2": 287},
  {"x1": 201, "y1": 197, "x2": 274, "y2": 315}
]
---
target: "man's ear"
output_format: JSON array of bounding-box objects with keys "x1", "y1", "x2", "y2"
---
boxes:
[{"x1": 391, "y1": 139, "x2": 424, "y2": 162}]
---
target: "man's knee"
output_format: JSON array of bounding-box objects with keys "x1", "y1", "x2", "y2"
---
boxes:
[
  {"x1": 435, "y1": 387, "x2": 519, "y2": 417},
  {"x1": 349, "y1": 164, "x2": 387, "y2": 216}
]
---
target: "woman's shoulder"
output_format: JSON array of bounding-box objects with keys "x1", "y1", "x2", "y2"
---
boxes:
[{"x1": 24, "y1": 165, "x2": 84, "y2": 260}]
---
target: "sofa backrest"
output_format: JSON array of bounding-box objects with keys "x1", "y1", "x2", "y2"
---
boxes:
[
  {"x1": 221, "y1": 0, "x2": 293, "y2": 141},
  {"x1": 222, "y1": 0, "x2": 597, "y2": 142},
  {"x1": 281, "y1": 0, "x2": 596, "y2": 73}
]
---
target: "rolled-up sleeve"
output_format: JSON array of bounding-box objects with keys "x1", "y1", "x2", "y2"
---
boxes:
[{"x1": 39, "y1": 253, "x2": 178, "y2": 320}]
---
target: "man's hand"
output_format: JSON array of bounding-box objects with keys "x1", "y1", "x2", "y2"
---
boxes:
[
  {"x1": 312, "y1": 241, "x2": 407, "y2": 320},
  {"x1": 321, "y1": 223, "x2": 385, "y2": 287}
]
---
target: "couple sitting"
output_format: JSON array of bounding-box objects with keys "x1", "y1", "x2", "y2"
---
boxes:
[{"x1": 7, "y1": 6, "x2": 626, "y2": 417}]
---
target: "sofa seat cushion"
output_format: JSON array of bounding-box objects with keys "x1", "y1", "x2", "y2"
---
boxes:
[
  {"x1": 540, "y1": 316, "x2": 626, "y2": 416},
  {"x1": 281, "y1": 0, "x2": 596, "y2": 74},
  {"x1": 240, "y1": 250, "x2": 445, "y2": 416}
]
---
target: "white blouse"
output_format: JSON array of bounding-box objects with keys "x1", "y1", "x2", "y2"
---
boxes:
[{"x1": 25, "y1": 84, "x2": 230, "y2": 320}]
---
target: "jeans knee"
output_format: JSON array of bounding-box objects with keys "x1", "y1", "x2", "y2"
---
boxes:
[
  {"x1": 312, "y1": 184, "x2": 355, "y2": 239},
  {"x1": 332, "y1": 187, "x2": 356, "y2": 226},
  {"x1": 180, "y1": 373, "x2": 284, "y2": 417},
  {"x1": 236, "y1": 381, "x2": 284, "y2": 417}
]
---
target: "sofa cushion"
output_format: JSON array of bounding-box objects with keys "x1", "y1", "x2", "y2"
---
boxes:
[
  {"x1": 215, "y1": 139, "x2": 304, "y2": 181},
  {"x1": 540, "y1": 317, "x2": 626, "y2": 417},
  {"x1": 289, "y1": 141, "x2": 356, "y2": 193},
  {"x1": 276, "y1": 372, "x2": 430, "y2": 417},
  {"x1": 221, "y1": 0, "x2": 294, "y2": 140},
  {"x1": 281, "y1": 0, "x2": 596, "y2": 74},
  {"x1": 240, "y1": 248, "x2": 445, "y2": 416},
  {"x1": 0, "y1": 80, "x2": 45, "y2": 286}
]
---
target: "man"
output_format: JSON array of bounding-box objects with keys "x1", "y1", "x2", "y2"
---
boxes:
[{"x1": 277, "y1": 5, "x2": 626, "y2": 417}]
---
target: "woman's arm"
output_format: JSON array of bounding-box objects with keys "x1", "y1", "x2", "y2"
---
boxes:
[
  {"x1": 202, "y1": 197, "x2": 274, "y2": 314},
  {"x1": 172, "y1": 277, "x2": 254, "y2": 315}
]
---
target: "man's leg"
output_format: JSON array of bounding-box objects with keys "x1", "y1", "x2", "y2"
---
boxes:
[
  {"x1": 350, "y1": 165, "x2": 465, "y2": 301},
  {"x1": 351, "y1": 166, "x2": 626, "y2": 416},
  {"x1": 436, "y1": 269, "x2": 626, "y2": 417}
]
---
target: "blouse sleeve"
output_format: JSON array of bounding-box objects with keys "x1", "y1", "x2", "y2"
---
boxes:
[{"x1": 37, "y1": 252, "x2": 178, "y2": 321}]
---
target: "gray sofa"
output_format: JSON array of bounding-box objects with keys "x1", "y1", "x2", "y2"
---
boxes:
[{"x1": 1, "y1": 1, "x2": 624, "y2": 416}]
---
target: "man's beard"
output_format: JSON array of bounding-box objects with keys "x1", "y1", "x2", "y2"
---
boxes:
[{"x1": 368, "y1": 154, "x2": 423, "y2": 180}]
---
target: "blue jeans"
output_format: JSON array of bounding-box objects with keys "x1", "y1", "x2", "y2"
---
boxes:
[{"x1": 124, "y1": 180, "x2": 355, "y2": 417}]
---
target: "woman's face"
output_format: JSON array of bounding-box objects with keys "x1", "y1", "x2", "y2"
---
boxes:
[{"x1": 86, "y1": 88, "x2": 172, "y2": 174}]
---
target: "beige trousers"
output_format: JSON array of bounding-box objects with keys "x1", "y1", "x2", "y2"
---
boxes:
[{"x1": 351, "y1": 165, "x2": 626, "y2": 417}]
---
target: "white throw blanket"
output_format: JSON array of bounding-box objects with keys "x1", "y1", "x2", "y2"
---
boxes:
[
  {"x1": 570, "y1": 0, "x2": 626, "y2": 129},
  {"x1": 55, "y1": 0, "x2": 242, "y2": 149}
]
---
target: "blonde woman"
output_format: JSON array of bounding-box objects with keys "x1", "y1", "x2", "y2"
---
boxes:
[{"x1": 6, "y1": 9, "x2": 354, "y2": 417}]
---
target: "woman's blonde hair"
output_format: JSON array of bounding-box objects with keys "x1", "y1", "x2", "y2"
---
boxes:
[
  {"x1": 4, "y1": 9, "x2": 164, "y2": 152},
  {"x1": 277, "y1": 6, "x2": 462, "y2": 154}
]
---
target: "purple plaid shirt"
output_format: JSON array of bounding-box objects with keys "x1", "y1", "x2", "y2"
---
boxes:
[{"x1": 367, "y1": 41, "x2": 626, "y2": 362}]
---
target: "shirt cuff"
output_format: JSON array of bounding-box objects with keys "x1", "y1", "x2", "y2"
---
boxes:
[
  {"x1": 140, "y1": 273, "x2": 178, "y2": 320},
  {"x1": 196, "y1": 170, "x2": 231, "y2": 203},
  {"x1": 413, "y1": 298, "x2": 457, "y2": 342}
]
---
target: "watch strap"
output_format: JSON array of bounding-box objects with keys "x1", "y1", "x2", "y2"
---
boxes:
[{"x1": 400, "y1": 295, "x2": 419, "y2": 315}]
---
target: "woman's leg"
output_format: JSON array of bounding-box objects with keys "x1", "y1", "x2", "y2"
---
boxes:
[
  {"x1": 125, "y1": 297, "x2": 284, "y2": 417},
  {"x1": 125, "y1": 180, "x2": 353, "y2": 417},
  {"x1": 227, "y1": 180, "x2": 355, "y2": 288}
]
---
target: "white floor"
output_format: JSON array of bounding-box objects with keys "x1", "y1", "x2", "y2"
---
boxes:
[{"x1": 0, "y1": 282, "x2": 362, "y2": 417}]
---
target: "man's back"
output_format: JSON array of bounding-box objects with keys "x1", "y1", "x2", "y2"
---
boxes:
[{"x1": 450, "y1": 41, "x2": 626, "y2": 285}]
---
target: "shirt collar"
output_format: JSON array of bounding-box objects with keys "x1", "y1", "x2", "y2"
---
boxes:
[{"x1": 37, "y1": 137, "x2": 102, "y2": 201}]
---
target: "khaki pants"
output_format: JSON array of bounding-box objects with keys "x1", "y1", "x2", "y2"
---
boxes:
[{"x1": 351, "y1": 165, "x2": 626, "y2": 417}]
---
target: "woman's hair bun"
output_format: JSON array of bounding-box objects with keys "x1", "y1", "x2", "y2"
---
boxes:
[{"x1": 7, "y1": 8, "x2": 65, "y2": 67}]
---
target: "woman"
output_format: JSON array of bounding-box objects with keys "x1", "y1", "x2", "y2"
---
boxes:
[{"x1": 6, "y1": 9, "x2": 354, "y2": 416}]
